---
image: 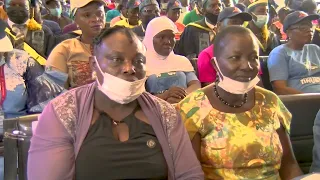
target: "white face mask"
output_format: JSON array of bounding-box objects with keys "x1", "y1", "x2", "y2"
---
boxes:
[
  {"x1": 252, "y1": 14, "x2": 269, "y2": 28},
  {"x1": 213, "y1": 57, "x2": 260, "y2": 94},
  {"x1": 94, "y1": 57, "x2": 147, "y2": 104}
]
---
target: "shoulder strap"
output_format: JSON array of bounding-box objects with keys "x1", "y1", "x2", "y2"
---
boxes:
[
  {"x1": 5, "y1": 28, "x2": 46, "y2": 66},
  {"x1": 187, "y1": 23, "x2": 211, "y2": 32}
]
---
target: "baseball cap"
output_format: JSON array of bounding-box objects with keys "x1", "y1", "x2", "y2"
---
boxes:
[
  {"x1": 139, "y1": 0, "x2": 159, "y2": 12},
  {"x1": 0, "y1": 20, "x2": 13, "y2": 52},
  {"x1": 217, "y1": 7, "x2": 252, "y2": 22},
  {"x1": 167, "y1": 0, "x2": 182, "y2": 11},
  {"x1": 126, "y1": 0, "x2": 141, "y2": 9},
  {"x1": 283, "y1": 11, "x2": 320, "y2": 32},
  {"x1": 70, "y1": 0, "x2": 107, "y2": 11}
]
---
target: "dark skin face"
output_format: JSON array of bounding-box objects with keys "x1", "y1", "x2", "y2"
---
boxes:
[
  {"x1": 4, "y1": 0, "x2": 30, "y2": 24},
  {"x1": 140, "y1": 4, "x2": 160, "y2": 25},
  {"x1": 213, "y1": 33, "x2": 259, "y2": 83},
  {"x1": 203, "y1": 0, "x2": 222, "y2": 15},
  {"x1": 46, "y1": 0, "x2": 61, "y2": 9},
  {"x1": 153, "y1": 29, "x2": 176, "y2": 56},
  {"x1": 251, "y1": 4, "x2": 268, "y2": 16},
  {"x1": 127, "y1": 7, "x2": 139, "y2": 25},
  {"x1": 92, "y1": 32, "x2": 146, "y2": 83},
  {"x1": 75, "y1": 2, "x2": 106, "y2": 39},
  {"x1": 287, "y1": 19, "x2": 313, "y2": 46},
  {"x1": 167, "y1": 8, "x2": 181, "y2": 23}
]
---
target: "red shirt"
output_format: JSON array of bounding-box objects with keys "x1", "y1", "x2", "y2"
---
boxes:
[{"x1": 175, "y1": 22, "x2": 185, "y2": 40}]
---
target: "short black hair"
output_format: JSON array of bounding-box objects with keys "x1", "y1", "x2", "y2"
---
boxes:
[
  {"x1": 93, "y1": 26, "x2": 137, "y2": 51},
  {"x1": 214, "y1": 26, "x2": 256, "y2": 58}
]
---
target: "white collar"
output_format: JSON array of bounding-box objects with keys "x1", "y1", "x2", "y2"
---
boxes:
[
  {"x1": 205, "y1": 18, "x2": 216, "y2": 30},
  {"x1": 7, "y1": 19, "x2": 29, "y2": 29}
]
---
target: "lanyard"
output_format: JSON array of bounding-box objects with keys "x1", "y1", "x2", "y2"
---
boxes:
[{"x1": 0, "y1": 65, "x2": 6, "y2": 106}]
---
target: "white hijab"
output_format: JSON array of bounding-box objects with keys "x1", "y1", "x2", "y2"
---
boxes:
[{"x1": 143, "y1": 16, "x2": 194, "y2": 76}]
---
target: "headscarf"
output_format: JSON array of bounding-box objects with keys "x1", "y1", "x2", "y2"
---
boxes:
[{"x1": 143, "y1": 16, "x2": 194, "y2": 76}]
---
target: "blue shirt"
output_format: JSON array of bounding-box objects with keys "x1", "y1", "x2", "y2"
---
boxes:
[
  {"x1": 268, "y1": 44, "x2": 320, "y2": 93},
  {"x1": 146, "y1": 71, "x2": 198, "y2": 94}
]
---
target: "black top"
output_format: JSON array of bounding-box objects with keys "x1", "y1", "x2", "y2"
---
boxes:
[
  {"x1": 132, "y1": 25, "x2": 145, "y2": 41},
  {"x1": 176, "y1": 18, "x2": 214, "y2": 58},
  {"x1": 75, "y1": 107, "x2": 168, "y2": 180}
]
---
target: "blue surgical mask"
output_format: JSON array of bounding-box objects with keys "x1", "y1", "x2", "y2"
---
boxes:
[
  {"x1": 49, "y1": 8, "x2": 62, "y2": 17},
  {"x1": 253, "y1": 14, "x2": 269, "y2": 28}
]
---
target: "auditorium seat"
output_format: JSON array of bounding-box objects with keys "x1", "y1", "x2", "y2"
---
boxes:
[
  {"x1": 3, "y1": 114, "x2": 39, "y2": 180},
  {"x1": 259, "y1": 56, "x2": 273, "y2": 91},
  {"x1": 280, "y1": 93, "x2": 320, "y2": 174}
]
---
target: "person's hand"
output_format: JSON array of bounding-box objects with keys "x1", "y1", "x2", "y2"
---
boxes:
[
  {"x1": 167, "y1": 97, "x2": 182, "y2": 104},
  {"x1": 165, "y1": 86, "x2": 187, "y2": 99}
]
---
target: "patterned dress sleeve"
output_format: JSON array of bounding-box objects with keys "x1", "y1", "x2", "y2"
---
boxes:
[
  {"x1": 276, "y1": 96, "x2": 292, "y2": 134},
  {"x1": 176, "y1": 90, "x2": 209, "y2": 140}
]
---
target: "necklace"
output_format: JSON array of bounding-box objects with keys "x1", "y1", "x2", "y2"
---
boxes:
[
  {"x1": 80, "y1": 36, "x2": 94, "y2": 55},
  {"x1": 213, "y1": 81, "x2": 248, "y2": 108}
]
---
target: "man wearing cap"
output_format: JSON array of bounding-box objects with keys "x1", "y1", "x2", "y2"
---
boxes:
[
  {"x1": 166, "y1": 0, "x2": 185, "y2": 40},
  {"x1": 197, "y1": 7, "x2": 253, "y2": 87},
  {"x1": 246, "y1": 0, "x2": 280, "y2": 56},
  {"x1": 112, "y1": 0, "x2": 141, "y2": 28},
  {"x1": 3, "y1": 0, "x2": 54, "y2": 58},
  {"x1": 132, "y1": 0, "x2": 160, "y2": 40},
  {"x1": 176, "y1": 0, "x2": 221, "y2": 59},
  {"x1": 268, "y1": 11, "x2": 320, "y2": 94},
  {"x1": 42, "y1": 0, "x2": 72, "y2": 29}
]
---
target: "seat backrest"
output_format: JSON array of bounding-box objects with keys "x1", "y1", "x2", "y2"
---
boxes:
[
  {"x1": 280, "y1": 94, "x2": 320, "y2": 174},
  {"x1": 190, "y1": 58, "x2": 199, "y2": 77},
  {"x1": 259, "y1": 56, "x2": 273, "y2": 91},
  {"x1": 4, "y1": 114, "x2": 39, "y2": 180}
]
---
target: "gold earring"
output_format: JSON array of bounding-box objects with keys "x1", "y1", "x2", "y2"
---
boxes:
[{"x1": 92, "y1": 71, "x2": 97, "y2": 80}]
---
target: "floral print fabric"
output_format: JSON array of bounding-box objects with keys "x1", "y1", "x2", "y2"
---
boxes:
[{"x1": 176, "y1": 87, "x2": 291, "y2": 180}]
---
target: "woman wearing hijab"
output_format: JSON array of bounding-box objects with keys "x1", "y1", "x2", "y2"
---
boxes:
[
  {"x1": 28, "y1": 26, "x2": 203, "y2": 180},
  {"x1": 45, "y1": 0, "x2": 106, "y2": 89},
  {"x1": 268, "y1": 11, "x2": 320, "y2": 94},
  {"x1": 246, "y1": 0, "x2": 280, "y2": 56},
  {"x1": 144, "y1": 16, "x2": 201, "y2": 104},
  {"x1": 177, "y1": 26, "x2": 303, "y2": 179}
]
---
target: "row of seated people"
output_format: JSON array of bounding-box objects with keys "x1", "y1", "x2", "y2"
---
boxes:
[
  {"x1": 2, "y1": 16, "x2": 320, "y2": 180},
  {"x1": 0, "y1": 0, "x2": 320, "y2": 179}
]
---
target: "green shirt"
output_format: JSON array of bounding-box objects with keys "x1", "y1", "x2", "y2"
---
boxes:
[{"x1": 183, "y1": 9, "x2": 203, "y2": 25}]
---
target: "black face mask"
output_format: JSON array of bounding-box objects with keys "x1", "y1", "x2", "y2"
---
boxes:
[
  {"x1": 205, "y1": 13, "x2": 218, "y2": 25},
  {"x1": 6, "y1": 7, "x2": 29, "y2": 24}
]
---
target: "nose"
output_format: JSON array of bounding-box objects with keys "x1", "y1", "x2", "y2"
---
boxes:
[
  {"x1": 240, "y1": 61, "x2": 254, "y2": 71},
  {"x1": 122, "y1": 60, "x2": 136, "y2": 75}
]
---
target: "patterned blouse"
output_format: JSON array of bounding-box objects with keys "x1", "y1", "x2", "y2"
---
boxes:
[{"x1": 176, "y1": 87, "x2": 291, "y2": 180}]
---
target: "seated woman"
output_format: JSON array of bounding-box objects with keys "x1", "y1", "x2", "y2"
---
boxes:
[
  {"x1": 45, "y1": 0, "x2": 106, "y2": 89},
  {"x1": 144, "y1": 16, "x2": 201, "y2": 104},
  {"x1": 268, "y1": 11, "x2": 320, "y2": 94},
  {"x1": 177, "y1": 26, "x2": 303, "y2": 179},
  {"x1": 246, "y1": 0, "x2": 280, "y2": 56},
  {"x1": 27, "y1": 26, "x2": 203, "y2": 180}
]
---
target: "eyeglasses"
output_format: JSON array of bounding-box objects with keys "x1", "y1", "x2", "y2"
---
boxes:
[{"x1": 289, "y1": 24, "x2": 313, "y2": 32}]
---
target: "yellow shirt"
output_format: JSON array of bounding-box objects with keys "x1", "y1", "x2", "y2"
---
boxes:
[{"x1": 112, "y1": 19, "x2": 141, "y2": 28}]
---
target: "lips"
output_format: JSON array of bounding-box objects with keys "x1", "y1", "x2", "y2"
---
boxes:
[{"x1": 91, "y1": 25, "x2": 103, "y2": 30}]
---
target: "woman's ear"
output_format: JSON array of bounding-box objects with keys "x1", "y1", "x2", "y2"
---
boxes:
[{"x1": 89, "y1": 56, "x2": 97, "y2": 72}]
